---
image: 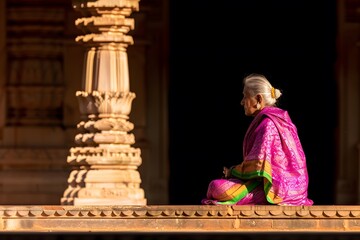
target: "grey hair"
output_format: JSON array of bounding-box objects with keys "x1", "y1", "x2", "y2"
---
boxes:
[{"x1": 243, "y1": 73, "x2": 282, "y2": 106}]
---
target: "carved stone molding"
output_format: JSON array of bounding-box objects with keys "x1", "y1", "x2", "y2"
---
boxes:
[
  {"x1": 67, "y1": 146, "x2": 141, "y2": 165},
  {"x1": 1, "y1": 205, "x2": 360, "y2": 233},
  {"x1": 76, "y1": 91, "x2": 136, "y2": 118}
]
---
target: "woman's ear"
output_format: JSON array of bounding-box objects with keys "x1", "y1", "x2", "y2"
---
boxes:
[{"x1": 256, "y1": 94, "x2": 263, "y2": 103}]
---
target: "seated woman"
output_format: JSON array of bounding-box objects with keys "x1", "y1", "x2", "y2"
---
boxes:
[{"x1": 202, "y1": 73, "x2": 314, "y2": 206}]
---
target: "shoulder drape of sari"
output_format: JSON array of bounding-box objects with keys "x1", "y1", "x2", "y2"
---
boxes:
[{"x1": 231, "y1": 106, "x2": 313, "y2": 206}]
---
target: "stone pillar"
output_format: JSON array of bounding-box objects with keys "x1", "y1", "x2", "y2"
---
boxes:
[
  {"x1": 61, "y1": 0, "x2": 146, "y2": 205},
  {"x1": 336, "y1": 0, "x2": 360, "y2": 204}
]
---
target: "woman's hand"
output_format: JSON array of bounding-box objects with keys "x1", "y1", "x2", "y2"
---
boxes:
[{"x1": 223, "y1": 166, "x2": 231, "y2": 178}]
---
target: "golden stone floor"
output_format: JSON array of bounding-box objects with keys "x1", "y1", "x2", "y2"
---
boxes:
[{"x1": 1, "y1": 205, "x2": 360, "y2": 239}]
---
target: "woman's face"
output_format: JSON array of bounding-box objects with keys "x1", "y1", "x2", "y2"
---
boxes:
[{"x1": 241, "y1": 88, "x2": 258, "y2": 116}]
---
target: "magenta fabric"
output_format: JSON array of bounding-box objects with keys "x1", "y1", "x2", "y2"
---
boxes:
[
  {"x1": 201, "y1": 178, "x2": 268, "y2": 205},
  {"x1": 202, "y1": 106, "x2": 313, "y2": 206}
]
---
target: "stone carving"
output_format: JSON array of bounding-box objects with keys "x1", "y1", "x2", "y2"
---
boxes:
[
  {"x1": 7, "y1": 5, "x2": 65, "y2": 126},
  {"x1": 1, "y1": 205, "x2": 360, "y2": 233},
  {"x1": 61, "y1": 0, "x2": 145, "y2": 205}
]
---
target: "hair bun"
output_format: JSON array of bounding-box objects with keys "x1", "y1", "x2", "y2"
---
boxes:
[{"x1": 274, "y1": 88, "x2": 282, "y2": 99}]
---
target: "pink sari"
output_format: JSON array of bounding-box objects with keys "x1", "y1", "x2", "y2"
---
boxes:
[{"x1": 202, "y1": 106, "x2": 313, "y2": 206}]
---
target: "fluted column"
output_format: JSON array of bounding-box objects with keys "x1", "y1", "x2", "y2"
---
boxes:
[{"x1": 61, "y1": 0, "x2": 146, "y2": 205}]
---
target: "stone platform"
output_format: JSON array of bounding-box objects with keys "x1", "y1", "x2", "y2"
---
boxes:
[{"x1": 1, "y1": 205, "x2": 360, "y2": 239}]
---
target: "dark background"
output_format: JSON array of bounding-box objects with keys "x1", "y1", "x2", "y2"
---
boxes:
[{"x1": 168, "y1": 1, "x2": 337, "y2": 205}]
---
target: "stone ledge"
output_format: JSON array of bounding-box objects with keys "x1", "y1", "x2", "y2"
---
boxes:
[{"x1": 0, "y1": 205, "x2": 360, "y2": 234}]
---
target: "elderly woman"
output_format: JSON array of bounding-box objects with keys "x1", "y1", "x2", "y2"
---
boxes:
[{"x1": 202, "y1": 73, "x2": 313, "y2": 206}]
